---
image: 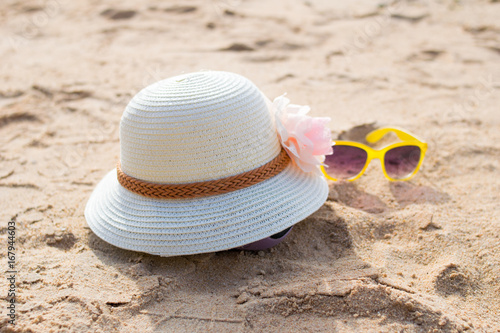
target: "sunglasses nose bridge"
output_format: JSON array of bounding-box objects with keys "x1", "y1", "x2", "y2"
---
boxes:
[{"x1": 370, "y1": 149, "x2": 385, "y2": 161}]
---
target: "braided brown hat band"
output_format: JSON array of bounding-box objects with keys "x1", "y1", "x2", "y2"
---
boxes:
[{"x1": 116, "y1": 148, "x2": 291, "y2": 199}]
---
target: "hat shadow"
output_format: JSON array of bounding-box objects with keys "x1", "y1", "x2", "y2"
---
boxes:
[
  {"x1": 86, "y1": 205, "x2": 360, "y2": 289},
  {"x1": 85, "y1": 205, "x2": 375, "y2": 321}
]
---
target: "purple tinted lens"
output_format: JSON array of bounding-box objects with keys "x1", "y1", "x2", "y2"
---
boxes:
[
  {"x1": 324, "y1": 145, "x2": 368, "y2": 179},
  {"x1": 384, "y1": 145, "x2": 421, "y2": 179}
]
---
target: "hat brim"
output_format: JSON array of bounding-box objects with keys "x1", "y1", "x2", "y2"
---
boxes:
[{"x1": 85, "y1": 163, "x2": 328, "y2": 257}]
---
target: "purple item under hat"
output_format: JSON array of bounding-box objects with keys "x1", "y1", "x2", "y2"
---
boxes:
[{"x1": 236, "y1": 227, "x2": 293, "y2": 251}]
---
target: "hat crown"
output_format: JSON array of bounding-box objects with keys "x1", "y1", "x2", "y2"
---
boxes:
[{"x1": 119, "y1": 71, "x2": 281, "y2": 184}]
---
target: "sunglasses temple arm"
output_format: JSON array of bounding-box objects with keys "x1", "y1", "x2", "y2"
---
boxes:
[{"x1": 366, "y1": 127, "x2": 426, "y2": 144}]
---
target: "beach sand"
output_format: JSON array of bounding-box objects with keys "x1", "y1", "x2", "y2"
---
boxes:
[{"x1": 0, "y1": 0, "x2": 499, "y2": 332}]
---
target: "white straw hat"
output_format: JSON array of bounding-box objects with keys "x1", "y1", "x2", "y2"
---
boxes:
[{"x1": 85, "y1": 71, "x2": 329, "y2": 257}]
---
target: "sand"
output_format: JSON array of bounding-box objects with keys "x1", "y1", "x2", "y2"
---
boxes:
[{"x1": 0, "y1": 0, "x2": 499, "y2": 332}]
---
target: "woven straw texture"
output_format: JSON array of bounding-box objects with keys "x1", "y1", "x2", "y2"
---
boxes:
[
  {"x1": 85, "y1": 71, "x2": 328, "y2": 256},
  {"x1": 120, "y1": 71, "x2": 281, "y2": 183}
]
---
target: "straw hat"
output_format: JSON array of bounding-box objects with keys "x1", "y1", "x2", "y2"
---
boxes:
[{"x1": 85, "y1": 71, "x2": 329, "y2": 256}]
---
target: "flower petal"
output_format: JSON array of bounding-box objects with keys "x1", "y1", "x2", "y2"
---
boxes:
[{"x1": 271, "y1": 94, "x2": 332, "y2": 174}]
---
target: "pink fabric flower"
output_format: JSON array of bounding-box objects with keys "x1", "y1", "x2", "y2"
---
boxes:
[{"x1": 272, "y1": 94, "x2": 333, "y2": 174}]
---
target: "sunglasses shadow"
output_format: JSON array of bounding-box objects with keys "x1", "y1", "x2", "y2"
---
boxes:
[
  {"x1": 328, "y1": 181, "x2": 388, "y2": 214},
  {"x1": 328, "y1": 180, "x2": 451, "y2": 213},
  {"x1": 389, "y1": 181, "x2": 451, "y2": 207}
]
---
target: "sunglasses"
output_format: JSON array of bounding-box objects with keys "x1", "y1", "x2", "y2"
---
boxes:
[{"x1": 321, "y1": 127, "x2": 428, "y2": 181}]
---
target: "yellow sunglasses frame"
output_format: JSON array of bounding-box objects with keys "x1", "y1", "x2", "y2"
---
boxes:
[{"x1": 321, "y1": 127, "x2": 428, "y2": 182}]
